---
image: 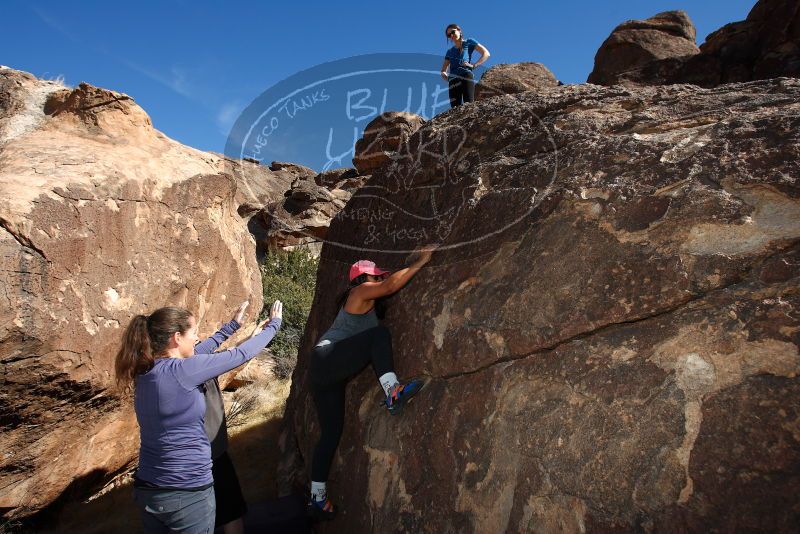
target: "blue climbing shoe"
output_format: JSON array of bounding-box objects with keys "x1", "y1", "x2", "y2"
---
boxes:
[
  {"x1": 307, "y1": 497, "x2": 336, "y2": 521},
  {"x1": 384, "y1": 379, "x2": 425, "y2": 416}
]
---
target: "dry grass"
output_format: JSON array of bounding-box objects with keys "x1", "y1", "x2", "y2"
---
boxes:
[
  {"x1": 224, "y1": 379, "x2": 293, "y2": 503},
  {"x1": 225, "y1": 378, "x2": 291, "y2": 430}
]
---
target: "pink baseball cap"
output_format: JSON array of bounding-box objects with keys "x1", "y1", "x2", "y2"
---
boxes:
[{"x1": 349, "y1": 260, "x2": 390, "y2": 281}]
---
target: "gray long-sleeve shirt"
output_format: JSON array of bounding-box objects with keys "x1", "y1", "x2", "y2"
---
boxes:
[{"x1": 134, "y1": 317, "x2": 281, "y2": 488}]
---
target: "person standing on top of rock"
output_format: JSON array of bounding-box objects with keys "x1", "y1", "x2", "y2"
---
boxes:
[
  {"x1": 440, "y1": 23, "x2": 491, "y2": 108},
  {"x1": 306, "y1": 246, "x2": 437, "y2": 521},
  {"x1": 200, "y1": 301, "x2": 252, "y2": 534},
  {"x1": 115, "y1": 300, "x2": 282, "y2": 534}
]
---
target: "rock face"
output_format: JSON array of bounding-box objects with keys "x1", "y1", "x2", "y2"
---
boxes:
[
  {"x1": 280, "y1": 79, "x2": 800, "y2": 531},
  {"x1": 248, "y1": 168, "x2": 367, "y2": 254},
  {"x1": 475, "y1": 62, "x2": 560, "y2": 100},
  {"x1": 589, "y1": 0, "x2": 800, "y2": 87},
  {"x1": 0, "y1": 67, "x2": 269, "y2": 518},
  {"x1": 352, "y1": 112, "x2": 425, "y2": 175},
  {"x1": 588, "y1": 11, "x2": 699, "y2": 86}
]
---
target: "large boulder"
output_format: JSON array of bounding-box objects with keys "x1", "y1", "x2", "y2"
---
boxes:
[
  {"x1": 352, "y1": 112, "x2": 425, "y2": 175},
  {"x1": 475, "y1": 62, "x2": 560, "y2": 100},
  {"x1": 588, "y1": 11, "x2": 699, "y2": 86},
  {"x1": 253, "y1": 173, "x2": 362, "y2": 254},
  {"x1": 233, "y1": 161, "x2": 351, "y2": 256},
  {"x1": 280, "y1": 79, "x2": 800, "y2": 531},
  {"x1": 0, "y1": 67, "x2": 267, "y2": 519},
  {"x1": 589, "y1": 0, "x2": 800, "y2": 88},
  {"x1": 696, "y1": 0, "x2": 800, "y2": 84}
]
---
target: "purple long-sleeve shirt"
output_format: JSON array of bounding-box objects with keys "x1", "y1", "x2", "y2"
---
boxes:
[{"x1": 134, "y1": 317, "x2": 281, "y2": 489}]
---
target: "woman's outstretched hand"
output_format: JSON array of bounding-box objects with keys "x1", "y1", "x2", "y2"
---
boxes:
[
  {"x1": 249, "y1": 300, "x2": 283, "y2": 338},
  {"x1": 233, "y1": 301, "x2": 249, "y2": 324},
  {"x1": 410, "y1": 244, "x2": 438, "y2": 265},
  {"x1": 269, "y1": 300, "x2": 283, "y2": 321}
]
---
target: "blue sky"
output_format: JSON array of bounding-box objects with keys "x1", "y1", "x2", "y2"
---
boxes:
[{"x1": 5, "y1": 0, "x2": 755, "y2": 170}]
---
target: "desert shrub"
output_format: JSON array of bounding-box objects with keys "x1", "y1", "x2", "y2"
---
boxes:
[{"x1": 259, "y1": 248, "x2": 318, "y2": 379}]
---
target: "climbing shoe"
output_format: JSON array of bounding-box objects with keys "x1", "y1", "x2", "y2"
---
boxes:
[
  {"x1": 384, "y1": 379, "x2": 425, "y2": 416},
  {"x1": 307, "y1": 497, "x2": 337, "y2": 521}
]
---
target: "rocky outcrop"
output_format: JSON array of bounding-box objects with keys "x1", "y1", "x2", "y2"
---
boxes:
[
  {"x1": 588, "y1": 11, "x2": 699, "y2": 86},
  {"x1": 239, "y1": 139, "x2": 375, "y2": 255},
  {"x1": 352, "y1": 112, "x2": 425, "y2": 175},
  {"x1": 280, "y1": 79, "x2": 800, "y2": 531},
  {"x1": 251, "y1": 169, "x2": 367, "y2": 254},
  {"x1": 314, "y1": 167, "x2": 362, "y2": 191},
  {"x1": 223, "y1": 156, "x2": 358, "y2": 255},
  {"x1": 269, "y1": 161, "x2": 316, "y2": 178},
  {"x1": 696, "y1": 0, "x2": 800, "y2": 83},
  {"x1": 1, "y1": 70, "x2": 65, "y2": 144},
  {"x1": 589, "y1": 0, "x2": 800, "y2": 87},
  {"x1": 227, "y1": 158, "x2": 295, "y2": 217},
  {"x1": 255, "y1": 176, "x2": 349, "y2": 251},
  {"x1": 475, "y1": 62, "x2": 560, "y2": 100},
  {"x1": 0, "y1": 67, "x2": 271, "y2": 519}
]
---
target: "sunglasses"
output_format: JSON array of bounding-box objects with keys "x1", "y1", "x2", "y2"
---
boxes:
[{"x1": 447, "y1": 29, "x2": 458, "y2": 37}]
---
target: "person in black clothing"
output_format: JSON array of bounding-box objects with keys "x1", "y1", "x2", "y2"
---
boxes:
[
  {"x1": 440, "y1": 23, "x2": 491, "y2": 108},
  {"x1": 306, "y1": 247, "x2": 437, "y2": 521},
  {"x1": 201, "y1": 301, "x2": 251, "y2": 534}
]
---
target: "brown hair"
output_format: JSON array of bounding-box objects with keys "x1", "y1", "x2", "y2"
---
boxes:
[
  {"x1": 445, "y1": 23, "x2": 462, "y2": 39},
  {"x1": 114, "y1": 306, "x2": 193, "y2": 390}
]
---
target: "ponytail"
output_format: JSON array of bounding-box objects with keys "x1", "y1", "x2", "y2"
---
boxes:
[
  {"x1": 115, "y1": 315, "x2": 152, "y2": 390},
  {"x1": 337, "y1": 274, "x2": 368, "y2": 309},
  {"x1": 114, "y1": 307, "x2": 193, "y2": 391},
  {"x1": 336, "y1": 274, "x2": 387, "y2": 319}
]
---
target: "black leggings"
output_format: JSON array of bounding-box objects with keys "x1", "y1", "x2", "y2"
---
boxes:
[
  {"x1": 309, "y1": 326, "x2": 395, "y2": 482},
  {"x1": 448, "y1": 70, "x2": 475, "y2": 108}
]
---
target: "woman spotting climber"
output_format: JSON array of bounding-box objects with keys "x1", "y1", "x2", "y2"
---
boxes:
[
  {"x1": 115, "y1": 299, "x2": 282, "y2": 533},
  {"x1": 440, "y1": 23, "x2": 491, "y2": 108},
  {"x1": 307, "y1": 245, "x2": 437, "y2": 520}
]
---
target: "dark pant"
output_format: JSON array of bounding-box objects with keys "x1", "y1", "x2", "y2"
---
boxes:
[
  {"x1": 448, "y1": 70, "x2": 475, "y2": 107},
  {"x1": 211, "y1": 451, "x2": 247, "y2": 527},
  {"x1": 309, "y1": 326, "x2": 395, "y2": 481},
  {"x1": 133, "y1": 486, "x2": 215, "y2": 534}
]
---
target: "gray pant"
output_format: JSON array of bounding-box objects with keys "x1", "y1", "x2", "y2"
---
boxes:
[{"x1": 133, "y1": 486, "x2": 215, "y2": 534}]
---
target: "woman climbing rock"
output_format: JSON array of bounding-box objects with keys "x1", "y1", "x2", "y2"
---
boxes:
[{"x1": 307, "y1": 245, "x2": 437, "y2": 521}]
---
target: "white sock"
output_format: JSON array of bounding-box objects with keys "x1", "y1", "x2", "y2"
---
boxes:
[
  {"x1": 311, "y1": 481, "x2": 327, "y2": 502},
  {"x1": 379, "y1": 372, "x2": 399, "y2": 396}
]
